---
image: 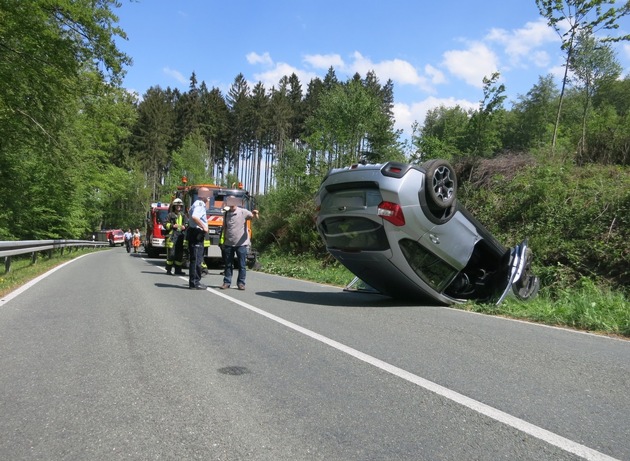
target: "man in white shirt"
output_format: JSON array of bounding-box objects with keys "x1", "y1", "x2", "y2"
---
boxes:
[{"x1": 188, "y1": 188, "x2": 210, "y2": 290}]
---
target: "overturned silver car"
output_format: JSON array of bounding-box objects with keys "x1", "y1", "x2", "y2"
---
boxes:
[{"x1": 315, "y1": 160, "x2": 540, "y2": 305}]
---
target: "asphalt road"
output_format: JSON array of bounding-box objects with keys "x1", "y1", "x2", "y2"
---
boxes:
[{"x1": 0, "y1": 248, "x2": 628, "y2": 461}]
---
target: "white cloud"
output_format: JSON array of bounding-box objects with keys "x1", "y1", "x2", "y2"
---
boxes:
[
  {"x1": 251, "y1": 51, "x2": 437, "y2": 93},
  {"x1": 425, "y1": 64, "x2": 446, "y2": 85},
  {"x1": 253, "y1": 62, "x2": 318, "y2": 90},
  {"x1": 163, "y1": 67, "x2": 187, "y2": 85},
  {"x1": 442, "y1": 42, "x2": 499, "y2": 88},
  {"x1": 303, "y1": 53, "x2": 345, "y2": 69},
  {"x1": 530, "y1": 50, "x2": 552, "y2": 68},
  {"x1": 246, "y1": 52, "x2": 273, "y2": 66},
  {"x1": 345, "y1": 51, "x2": 433, "y2": 92},
  {"x1": 486, "y1": 19, "x2": 558, "y2": 68}
]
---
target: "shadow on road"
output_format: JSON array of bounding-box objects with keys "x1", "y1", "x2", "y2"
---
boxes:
[{"x1": 255, "y1": 289, "x2": 427, "y2": 308}]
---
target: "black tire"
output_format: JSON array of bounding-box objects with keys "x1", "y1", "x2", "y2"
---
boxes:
[
  {"x1": 423, "y1": 159, "x2": 457, "y2": 209},
  {"x1": 247, "y1": 258, "x2": 261, "y2": 270}
]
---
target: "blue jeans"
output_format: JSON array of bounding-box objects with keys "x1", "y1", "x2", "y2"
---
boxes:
[
  {"x1": 223, "y1": 245, "x2": 248, "y2": 287},
  {"x1": 188, "y1": 242, "x2": 205, "y2": 288}
]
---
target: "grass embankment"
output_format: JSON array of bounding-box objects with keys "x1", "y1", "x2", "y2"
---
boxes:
[
  {"x1": 258, "y1": 251, "x2": 630, "y2": 339},
  {"x1": 2, "y1": 248, "x2": 627, "y2": 339}
]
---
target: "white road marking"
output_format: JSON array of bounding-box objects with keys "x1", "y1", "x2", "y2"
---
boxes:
[
  {"x1": 1, "y1": 259, "x2": 621, "y2": 460},
  {"x1": 209, "y1": 287, "x2": 621, "y2": 461}
]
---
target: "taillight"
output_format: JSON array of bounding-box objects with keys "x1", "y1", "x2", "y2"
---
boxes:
[{"x1": 377, "y1": 201, "x2": 405, "y2": 226}]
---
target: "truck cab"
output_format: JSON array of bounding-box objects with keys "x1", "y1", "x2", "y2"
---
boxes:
[{"x1": 144, "y1": 202, "x2": 170, "y2": 258}]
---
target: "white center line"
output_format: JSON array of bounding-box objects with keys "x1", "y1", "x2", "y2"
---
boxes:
[{"x1": 209, "y1": 287, "x2": 620, "y2": 461}]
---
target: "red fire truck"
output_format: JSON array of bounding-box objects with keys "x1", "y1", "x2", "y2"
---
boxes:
[
  {"x1": 144, "y1": 202, "x2": 170, "y2": 258},
  {"x1": 175, "y1": 181, "x2": 259, "y2": 268},
  {"x1": 95, "y1": 229, "x2": 125, "y2": 246}
]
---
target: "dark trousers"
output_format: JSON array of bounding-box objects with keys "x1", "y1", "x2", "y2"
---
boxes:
[
  {"x1": 223, "y1": 245, "x2": 248, "y2": 287},
  {"x1": 166, "y1": 232, "x2": 185, "y2": 269},
  {"x1": 188, "y1": 242, "x2": 205, "y2": 288},
  {"x1": 187, "y1": 227, "x2": 206, "y2": 287}
]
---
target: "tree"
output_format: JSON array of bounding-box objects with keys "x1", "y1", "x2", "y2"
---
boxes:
[
  {"x1": 132, "y1": 86, "x2": 177, "y2": 200},
  {"x1": 467, "y1": 72, "x2": 506, "y2": 156},
  {"x1": 412, "y1": 105, "x2": 471, "y2": 162},
  {"x1": 267, "y1": 80, "x2": 293, "y2": 191},
  {"x1": 0, "y1": 0, "x2": 130, "y2": 150},
  {"x1": 286, "y1": 73, "x2": 305, "y2": 142},
  {"x1": 569, "y1": 30, "x2": 622, "y2": 161},
  {"x1": 173, "y1": 72, "x2": 202, "y2": 151},
  {"x1": 166, "y1": 131, "x2": 210, "y2": 191},
  {"x1": 507, "y1": 75, "x2": 559, "y2": 150},
  {"x1": 0, "y1": 0, "x2": 132, "y2": 239},
  {"x1": 199, "y1": 84, "x2": 230, "y2": 180},
  {"x1": 363, "y1": 72, "x2": 402, "y2": 163},
  {"x1": 225, "y1": 73, "x2": 251, "y2": 181},
  {"x1": 536, "y1": 0, "x2": 630, "y2": 150},
  {"x1": 248, "y1": 81, "x2": 270, "y2": 194}
]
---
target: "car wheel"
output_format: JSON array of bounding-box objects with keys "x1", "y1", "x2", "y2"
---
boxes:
[
  {"x1": 423, "y1": 159, "x2": 457, "y2": 209},
  {"x1": 513, "y1": 247, "x2": 540, "y2": 300}
]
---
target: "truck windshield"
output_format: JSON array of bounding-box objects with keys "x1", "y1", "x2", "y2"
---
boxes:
[
  {"x1": 208, "y1": 191, "x2": 250, "y2": 214},
  {"x1": 156, "y1": 210, "x2": 169, "y2": 224}
]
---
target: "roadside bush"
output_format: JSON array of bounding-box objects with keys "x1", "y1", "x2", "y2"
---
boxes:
[
  {"x1": 457, "y1": 153, "x2": 630, "y2": 297},
  {"x1": 255, "y1": 180, "x2": 323, "y2": 256}
]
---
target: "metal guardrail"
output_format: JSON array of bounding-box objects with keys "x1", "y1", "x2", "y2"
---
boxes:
[{"x1": 0, "y1": 239, "x2": 110, "y2": 274}]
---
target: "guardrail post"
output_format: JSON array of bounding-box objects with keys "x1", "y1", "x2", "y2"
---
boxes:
[
  {"x1": 4, "y1": 256, "x2": 10, "y2": 274},
  {"x1": 31, "y1": 252, "x2": 37, "y2": 265}
]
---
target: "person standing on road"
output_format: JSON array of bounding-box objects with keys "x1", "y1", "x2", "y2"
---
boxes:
[
  {"x1": 220, "y1": 196, "x2": 259, "y2": 290},
  {"x1": 124, "y1": 228, "x2": 132, "y2": 253},
  {"x1": 187, "y1": 188, "x2": 210, "y2": 290},
  {"x1": 165, "y1": 198, "x2": 186, "y2": 275},
  {"x1": 132, "y1": 228, "x2": 141, "y2": 253}
]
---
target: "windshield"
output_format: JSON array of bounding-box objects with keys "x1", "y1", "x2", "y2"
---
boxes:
[
  {"x1": 156, "y1": 209, "x2": 169, "y2": 224},
  {"x1": 319, "y1": 216, "x2": 389, "y2": 251},
  {"x1": 208, "y1": 190, "x2": 251, "y2": 214}
]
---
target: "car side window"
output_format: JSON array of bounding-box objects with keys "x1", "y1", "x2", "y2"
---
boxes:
[{"x1": 399, "y1": 238, "x2": 458, "y2": 291}]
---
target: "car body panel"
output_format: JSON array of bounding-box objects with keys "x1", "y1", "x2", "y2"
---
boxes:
[
  {"x1": 315, "y1": 160, "x2": 540, "y2": 305},
  {"x1": 419, "y1": 211, "x2": 480, "y2": 269}
]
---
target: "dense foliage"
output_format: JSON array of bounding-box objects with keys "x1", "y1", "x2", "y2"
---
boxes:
[
  {"x1": 456, "y1": 154, "x2": 629, "y2": 296},
  {"x1": 1, "y1": 0, "x2": 629, "y2": 302}
]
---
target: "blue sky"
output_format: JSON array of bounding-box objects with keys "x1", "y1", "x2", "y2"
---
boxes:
[{"x1": 114, "y1": 0, "x2": 630, "y2": 139}]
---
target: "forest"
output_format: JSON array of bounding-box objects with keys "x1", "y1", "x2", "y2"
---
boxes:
[{"x1": 0, "y1": 0, "x2": 628, "y2": 299}]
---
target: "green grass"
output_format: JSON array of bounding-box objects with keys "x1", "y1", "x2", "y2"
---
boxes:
[
  {"x1": 257, "y1": 252, "x2": 629, "y2": 339},
  {"x1": 258, "y1": 251, "x2": 353, "y2": 287},
  {"x1": 466, "y1": 278, "x2": 630, "y2": 338}
]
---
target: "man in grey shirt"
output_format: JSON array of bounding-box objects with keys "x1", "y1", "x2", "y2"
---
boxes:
[{"x1": 220, "y1": 195, "x2": 259, "y2": 290}]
